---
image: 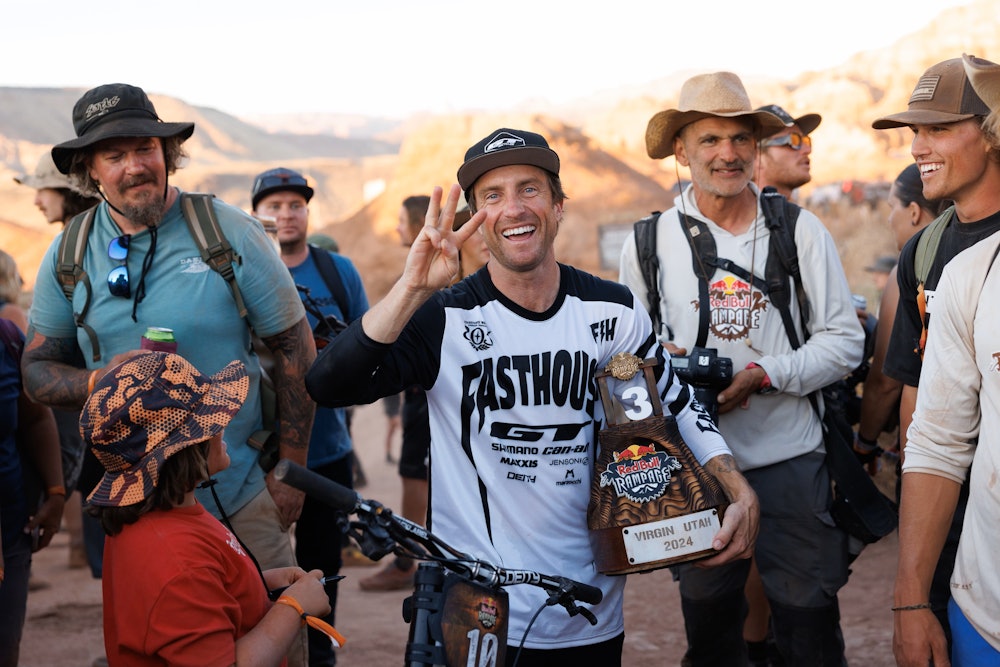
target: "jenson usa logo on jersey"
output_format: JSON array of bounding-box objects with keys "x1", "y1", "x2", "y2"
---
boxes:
[
  {"x1": 599, "y1": 438, "x2": 682, "y2": 503},
  {"x1": 708, "y1": 276, "x2": 766, "y2": 342}
]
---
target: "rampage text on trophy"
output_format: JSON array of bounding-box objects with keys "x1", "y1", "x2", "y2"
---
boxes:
[{"x1": 588, "y1": 352, "x2": 729, "y2": 575}]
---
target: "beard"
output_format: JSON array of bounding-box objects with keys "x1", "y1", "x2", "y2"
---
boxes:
[{"x1": 117, "y1": 176, "x2": 166, "y2": 227}]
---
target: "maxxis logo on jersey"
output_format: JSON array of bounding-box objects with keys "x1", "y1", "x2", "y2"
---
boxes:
[
  {"x1": 464, "y1": 321, "x2": 493, "y2": 351},
  {"x1": 599, "y1": 439, "x2": 682, "y2": 503}
]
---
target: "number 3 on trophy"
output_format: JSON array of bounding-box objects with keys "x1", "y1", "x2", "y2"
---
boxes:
[{"x1": 620, "y1": 386, "x2": 653, "y2": 421}]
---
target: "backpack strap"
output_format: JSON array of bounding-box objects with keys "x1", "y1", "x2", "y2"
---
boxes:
[
  {"x1": 179, "y1": 193, "x2": 249, "y2": 328},
  {"x1": 913, "y1": 206, "x2": 954, "y2": 358},
  {"x1": 307, "y1": 243, "x2": 350, "y2": 319},
  {"x1": 632, "y1": 212, "x2": 663, "y2": 338},
  {"x1": 914, "y1": 206, "x2": 954, "y2": 287},
  {"x1": 760, "y1": 186, "x2": 804, "y2": 348},
  {"x1": 55, "y1": 206, "x2": 103, "y2": 361}
]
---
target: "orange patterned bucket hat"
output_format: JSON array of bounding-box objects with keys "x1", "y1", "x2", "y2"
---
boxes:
[{"x1": 80, "y1": 351, "x2": 249, "y2": 507}]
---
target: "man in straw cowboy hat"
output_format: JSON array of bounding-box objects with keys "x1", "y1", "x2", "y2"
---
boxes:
[
  {"x1": 620, "y1": 71, "x2": 864, "y2": 666},
  {"x1": 82, "y1": 351, "x2": 332, "y2": 666},
  {"x1": 889, "y1": 54, "x2": 1000, "y2": 667},
  {"x1": 22, "y1": 83, "x2": 315, "y2": 665},
  {"x1": 307, "y1": 127, "x2": 759, "y2": 665}
]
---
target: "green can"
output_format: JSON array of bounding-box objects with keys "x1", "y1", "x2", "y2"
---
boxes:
[{"x1": 141, "y1": 327, "x2": 177, "y2": 353}]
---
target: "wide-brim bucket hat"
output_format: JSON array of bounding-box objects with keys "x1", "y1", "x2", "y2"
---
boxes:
[
  {"x1": 81, "y1": 352, "x2": 248, "y2": 507},
  {"x1": 51, "y1": 83, "x2": 195, "y2": 174},
  {"x1": 14, "y1": 152, "x2": 75, "y2": 190},
  {"x1": 646, "y1": 72, "x2": 787, "y2": 159}
]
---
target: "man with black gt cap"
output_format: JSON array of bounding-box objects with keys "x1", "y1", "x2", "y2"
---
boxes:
[
  {"x1": 306, "y1": 127, "x2": 758, "y2": 665},
  {"x1": 252, "y1": 166, "x2": 368, "y2": 667},
  {"x1": 23, "y1": 83, "x2": 315, "y2": 666},
  {"x1": 754, "y1": 104, "x2": 822, "y2": 199}
]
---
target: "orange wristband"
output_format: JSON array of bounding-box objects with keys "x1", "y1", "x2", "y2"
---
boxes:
[
  {"x1": 87, "y1": 370, "x2": 99, "y2": 394},
  {"x1": 47, "y1": 486, "x2": 67, "y2": 498},
  {"x1": 276, "y1": 595, "x2": 346, "y2": 648}
]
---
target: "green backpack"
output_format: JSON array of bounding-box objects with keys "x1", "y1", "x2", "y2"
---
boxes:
[{"x1": 56, "y1": 193, "x2": 277, "y2": 467}]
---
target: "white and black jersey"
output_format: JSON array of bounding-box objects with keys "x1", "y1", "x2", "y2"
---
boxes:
[{"x1": 308, "y1": 264, "x2": 729, "y2": 650}]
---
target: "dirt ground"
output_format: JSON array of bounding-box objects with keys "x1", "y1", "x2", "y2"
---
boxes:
[{"x1": 19, "y1": 401, "x2": 900, "y2": 666}]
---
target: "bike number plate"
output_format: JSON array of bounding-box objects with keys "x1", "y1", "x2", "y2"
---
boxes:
[{"x1": 621, "y1": 508, "x2": 720, "y2": 565}]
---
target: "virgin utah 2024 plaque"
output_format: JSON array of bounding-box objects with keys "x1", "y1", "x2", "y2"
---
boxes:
[{"x1": 588, "y1": 353, "x2": 729, "y2": 575}]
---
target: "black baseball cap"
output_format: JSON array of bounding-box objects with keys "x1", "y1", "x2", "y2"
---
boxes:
[
  {"x1": 457, "y1": 128, "x2": 560, "y2": 191},
  {"x1": 251, "y1": 167, "x2": 314, "y2": 209},
  {"x1": 755, "y1": 104, "x2": 822, "y2": 136},
  {"x1": 51, "y1": 83, "x2": 195, "y2": 174}
]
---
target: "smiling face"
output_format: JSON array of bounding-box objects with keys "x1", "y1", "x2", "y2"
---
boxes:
[
  {"x1": 910, "y1": 118, "x2": 992, "y2": 206},
  {"x1": 471, "y1": 164, "x2": 562, "y2": 275},
  {"x1": 675, "y1": 117, "x2": 756, "y2": 200}
]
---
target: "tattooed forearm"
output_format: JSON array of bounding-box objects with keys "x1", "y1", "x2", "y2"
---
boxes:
[
  {"x1": 262, "y1": 317, "x2": 317, "y2": 459},
  {"x1": 22, "y1": 328, "x2": 89, "y2": 409},
  {"x1": 704, "y1": 454, "x2": 738, "y2": 475}
]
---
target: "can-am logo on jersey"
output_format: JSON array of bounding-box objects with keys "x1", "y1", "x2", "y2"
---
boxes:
[
  {"x1": 464, "y1": 321, "x2": 494, "y2": 351},
  {"x1": 599, "y1": 439, "x2": 682, "y2": 503},
  {"x1": 485, "y1": 131, "x2": 525, "y2": 153},
  {"x1": 707, "y1": 275, "x2": 767, "y2": 342}
]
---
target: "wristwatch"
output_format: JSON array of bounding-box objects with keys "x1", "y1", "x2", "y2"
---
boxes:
[{"x1": 745, "y1": 362, "x2": 778, "y2": 395}]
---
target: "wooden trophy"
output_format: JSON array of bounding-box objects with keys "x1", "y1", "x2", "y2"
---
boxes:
[{"x1": 588, "y1": 352, "x2": 729, "y2": 575}]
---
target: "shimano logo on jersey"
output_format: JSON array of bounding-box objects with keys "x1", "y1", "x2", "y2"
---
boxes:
[{"x1": 461, "y1": 350, "x2": 597, "y2": 430}]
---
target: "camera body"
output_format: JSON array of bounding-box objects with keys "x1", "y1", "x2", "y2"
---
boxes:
[{"x1": 670, "y1": 346, "x2": 733, "y2": 422}]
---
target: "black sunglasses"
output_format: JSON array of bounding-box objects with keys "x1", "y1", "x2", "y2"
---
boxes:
[
  {"x1": 107, "y1": 234, "x2": 131, "y2": 298},
  {"x1": 760, "y1": 132, "x2": 812, "y2": 151}
]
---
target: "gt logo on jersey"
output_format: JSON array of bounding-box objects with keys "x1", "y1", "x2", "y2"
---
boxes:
[{"x1": 464, "y1": 321, "x2": 494, "y2": 351}]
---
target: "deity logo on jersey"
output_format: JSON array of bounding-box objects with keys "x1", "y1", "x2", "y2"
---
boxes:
[
  {"x1": 464, "y1": 321, "x2": 494, "y2": 351},
  {"x1": 703, "y1": 276, "x2": 767, "y2": 342},
  {"x1": 598, "y1": 438, "x2": 682, "y2": 503},
  {"x1": 993, "y1": 351, "x2": 1000, "y2": 373}
]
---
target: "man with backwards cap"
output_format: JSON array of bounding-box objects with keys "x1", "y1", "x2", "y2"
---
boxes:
[
  {"x1": 877, "y1": 55, "x2": 1000, "y2": 667},
  {"x1": 306, "y1": 127, "x2": 758, "y2": 664},
  {"x1": 22, "y1": 84, "x2": 315, "y2": 665},
  {"x1": 251, "y1": 166, "x2": 368, "y2": 667},
  {"x1": 753, "y1": 104, "x2": 822, "y2": 200},
  {"x1": 620, "y1": 71, "x2": 863, "y2": 666}
]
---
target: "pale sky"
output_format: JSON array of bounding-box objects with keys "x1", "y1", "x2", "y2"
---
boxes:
[{"x1": 2, "y1": 0, "x2": 979, "y2": 119}]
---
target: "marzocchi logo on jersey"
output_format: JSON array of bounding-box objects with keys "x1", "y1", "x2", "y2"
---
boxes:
[{"x1": 464, "y1": 321, "x2": 494, "y2": 351}]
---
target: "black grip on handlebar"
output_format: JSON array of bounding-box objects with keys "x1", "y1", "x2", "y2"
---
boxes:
[
  {"x1": 564, "y1": 579, "x2": 603, "y2": 606},
  {"x1": 273, "y1": 459, "x2": 360, "y2": 513}
]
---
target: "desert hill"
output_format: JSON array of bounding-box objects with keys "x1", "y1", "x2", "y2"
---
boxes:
[{"x1": 2, "y1": 0, "x2": 998, "y2": 307}]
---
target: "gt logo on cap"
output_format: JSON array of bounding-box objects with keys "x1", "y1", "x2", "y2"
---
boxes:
[{"x1": 485, "y1": 132, "x2": 526, "y2": 153}]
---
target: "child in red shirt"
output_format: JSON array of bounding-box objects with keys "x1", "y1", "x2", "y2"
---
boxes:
[{"x1": 82, "y1": 352, "x2": 333, "y2": 667}]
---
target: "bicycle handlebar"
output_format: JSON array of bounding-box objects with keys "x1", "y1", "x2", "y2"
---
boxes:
[{"x1": 273, "y1": 459, "x2": 603, "y2": 609}]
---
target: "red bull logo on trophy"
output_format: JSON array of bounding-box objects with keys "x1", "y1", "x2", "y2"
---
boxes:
[{"x1": 600, "y1": 438, "x2": 682, "y2": 503}]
